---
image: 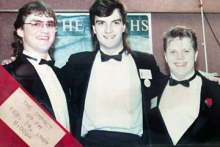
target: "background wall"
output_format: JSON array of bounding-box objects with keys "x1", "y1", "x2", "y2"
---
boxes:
[{"x1": 0, "y1": 0, "x2": 220, "y2": 75}]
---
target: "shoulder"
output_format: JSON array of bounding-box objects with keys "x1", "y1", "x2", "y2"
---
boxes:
[
  {"x1": 3, "y1": 56, "x2": 36, "y2": 77},
  {"x1": 67, "y1": 51, "x2": 96, "y2": 64},
  {"x1": 2, "y1": 57, "x2": 21, "y2": 73},
  {"x1": 131, "y1": 50, "x2": 159, "y2": 68},
  {"x1": 131, "y1": 50, "x2": 154, "y2": 59},
  {"x1": 197, "y1": 71, "x2": 220, "y2": 89},
  {"x1": 131, "y1": 50, "x2": 157, "y2": 64},
  {"x1": 61, "y1": 51, "x2": 97, "y2": 74},
  {"x1": 3, "y1": 62, "x2": 14, "y2": 73},
  {"x1": 197, "y1": 71, "x2": 220, "y2": 104}
]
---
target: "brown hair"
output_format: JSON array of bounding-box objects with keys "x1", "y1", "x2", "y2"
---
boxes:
[
  {"x1": 163, "y1": 26, "x2": 197, "y2": 52},
  {"x1": 89, "y1": 0, "x2": 131, "y2": 52},
  {"x1": 12, "y1": 1, "x2": 57, "y2": 56}
]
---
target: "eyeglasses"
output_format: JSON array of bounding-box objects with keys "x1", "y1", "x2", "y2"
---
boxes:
[{"x1": 24, "y1": 21, "x2": 56, "y2": 29}]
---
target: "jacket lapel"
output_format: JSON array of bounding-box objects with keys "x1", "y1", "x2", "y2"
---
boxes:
[
  {"x1": 73, "y1": 50, "x2": 98, "y2": 140},
  {"x1": 75, "y1": 50, "x2": 98, "y2": 111},
  {"x1": 12, "y1": 54, "x2": 55, "y2": 117},
  {"x1": 148, "y1": 76, "x2": 173, "y2": 145},
  {"x1": 178, "y1": 71, "x2": 212, "y2": 144}
]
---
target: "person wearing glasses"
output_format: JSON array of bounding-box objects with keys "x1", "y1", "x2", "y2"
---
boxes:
[{"x1": 2, "y1": 1, "x2": 73, "y2": 133}]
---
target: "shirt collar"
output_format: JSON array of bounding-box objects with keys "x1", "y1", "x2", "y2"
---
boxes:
[{"x1": 23, "y1": 50, "x2": 51, "y2": 64}]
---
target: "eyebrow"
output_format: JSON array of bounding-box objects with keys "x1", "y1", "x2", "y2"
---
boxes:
[
  {"x1": 95, "y1": 19, "x2": 122, "y2": 23},
  {"x1": 30, "y1": 19, "x2": 54, "y2": 22}
]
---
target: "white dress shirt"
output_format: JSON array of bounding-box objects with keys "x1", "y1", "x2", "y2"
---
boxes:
[
  {"x1": 23, "y1": 50, "x2": 70, "y2": 132},
  {"x1": 159, "y1": 72, "x2": 202, "y2": 145},
  {"x1": 81, "y1": 50, "x2": 143, "y2": 137}
]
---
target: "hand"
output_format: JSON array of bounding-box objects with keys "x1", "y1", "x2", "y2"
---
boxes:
[
  {"x1": 205, "y1": 75, "x2": 220, "y2": 85},
  {"x1": 198, "y1": 70, "x2": 220, "y2": 85},
  {"x1": 1, "y1": 56, "x2": 16, "y2": 65}
]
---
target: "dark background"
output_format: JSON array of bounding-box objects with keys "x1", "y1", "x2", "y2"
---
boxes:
[{"x1": 1, "y1": 0, "x2": 220, "y2": 75}]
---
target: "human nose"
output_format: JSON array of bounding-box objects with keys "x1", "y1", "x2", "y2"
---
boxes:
[
  {"x1": 40, "y1": 23, "x2": 49, "y2": 33},
  {"x1": 176, "y1": 52, "x2": 184, "y2": 59},
  {"x1": 105, "y1": 23, "x2": 113, "y2": 34}
]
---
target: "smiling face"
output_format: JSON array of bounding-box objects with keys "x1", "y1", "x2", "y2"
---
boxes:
[
  {"x1": 165, "y1": 37, "x2": 198, "y2": 80},
  {"x1": 92, "y1": 9, "x2": 126, "y2": 54},
  {"x1": 17, "y1": 13, "x2": 55, "y2": 58}
]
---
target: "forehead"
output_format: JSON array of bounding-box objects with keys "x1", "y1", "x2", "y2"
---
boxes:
[
  {"x1": 94, "y1": 9, "x2": 122, "y2": 22},
  {"x1": 168, "y1": 37, "x2": 193, "y2": 49},
  {"x1": 25, "y1": 13, "x2": 54, "y2": 22}
]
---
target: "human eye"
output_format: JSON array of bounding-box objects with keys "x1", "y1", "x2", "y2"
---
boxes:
[
  {"x1": 170, "y1": 50, "x2": 176, "y2": 54},
  {"x1": 47, "y1": 22, "x2": 55, "y2": 28},
  {"x1": 184, "y1": 49, "x2": 190, "y2": 53},
  {"x1": 98, "y1": 21, "x2": 104, "y2": 25},
  {"x1": 31, "y1": 21, "x2": 42, "y2": 27},
  {"x1": 114, "y1": 21, "x2": 120, "y2": 25}
]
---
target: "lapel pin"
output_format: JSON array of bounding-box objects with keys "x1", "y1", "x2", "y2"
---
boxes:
[{"x1": 144, "y1": 79, "x2": 151, "y2": 87}]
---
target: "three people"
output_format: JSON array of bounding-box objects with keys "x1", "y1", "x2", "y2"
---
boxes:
[{"x1": 2, "y1": 0, "x2": 220, "y2": 146}]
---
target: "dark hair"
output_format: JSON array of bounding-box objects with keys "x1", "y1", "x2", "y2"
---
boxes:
[
  {"x1": 163, "y1": 26, "x2": 197, "y2": 52},
  {"x1": 12, "y1": 1, "x2": 57, "y2": 56},
  {"x1": 89, "y1": 0, "x2": 131, "y2": 52}
]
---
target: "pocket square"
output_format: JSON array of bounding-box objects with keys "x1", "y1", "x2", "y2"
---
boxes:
[
  {"x1": 139, "y1": 69, "x2": 152, "y2": 79},
  {"x1": 151, "y1": 96, "x2": 158, "y2": 109}
]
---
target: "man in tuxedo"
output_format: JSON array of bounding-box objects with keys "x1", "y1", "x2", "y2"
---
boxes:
[
  {"x1": 148, "y1": 26, "x2": 220, "y2": 146},
  {"x1": 62, "y1": 0, "x2": 163, "y2": 146},
  {"x1": 2, "y1": 1, "x2": 73, "y2": 133}
]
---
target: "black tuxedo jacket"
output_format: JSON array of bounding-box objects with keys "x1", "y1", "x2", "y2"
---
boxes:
[
  {"x1": 3, "y1": 54, "x2": 76, "y2": 133},
  {"x1": 62, "y1": 50, "x2": 164, "y2": 143},
  {"x1": 148, "y1": 71, "x2": 220, "y2": 146}
]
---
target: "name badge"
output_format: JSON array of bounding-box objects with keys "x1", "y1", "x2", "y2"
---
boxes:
[
  {"x1": 139, "y1": 69, "x2": 152, "y2": 79},
  {"x1": 151, "y1": 96, "x2": 158, "y2": 109}
]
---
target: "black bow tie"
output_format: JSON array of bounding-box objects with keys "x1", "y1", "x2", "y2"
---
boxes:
[
  {"x1": 24, "y1": 54, "x2": 55, "y2": 67},
  {"x1": 39, "y1": 59, "x2": 55, "y2": 67},
  {"x1": 100, "y1": 50, "x2": 124, "y2": 62},
  {"x1": 169, "y1": 73, "x2": 196, "y2": 87}
]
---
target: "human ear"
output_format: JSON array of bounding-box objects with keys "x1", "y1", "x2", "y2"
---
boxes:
[
  {"x1": 122, "y1": 24, "x2": 126, "y2": 32},
  {"x1": 17, "y1": 28, "x2": 24, "y2": 38},
  {"x1": 164, "y1": 52, "x2": 168, "y2": 63},
  {"x1": 92, "y1": 25, "x2": 96, "y2": 34},
  {"x1": 195, "y1": 51, "x2": 198, "y2": 62}
]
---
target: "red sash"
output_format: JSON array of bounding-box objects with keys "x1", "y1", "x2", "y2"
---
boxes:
[{"x1": 0, "y1": 65, "x2": 82, "y2": 147}]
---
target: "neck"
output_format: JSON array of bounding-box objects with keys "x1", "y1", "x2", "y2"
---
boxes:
[
  {"x1": 23, "y1": 49, "x2": 49, "y2": 60},
  {"x1": 171, "y1": 70, "x2": 195, "y2": 81},
  {"x1": 100, "y1": 47, "x2": 124, "y2": 55}
]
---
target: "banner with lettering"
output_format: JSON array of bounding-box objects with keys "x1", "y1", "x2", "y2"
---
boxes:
[
  {"x1": 0, "y1": 65, "x2": 82, "y2": 147},
  {"x1": 53, "y1": 13, "x2": 152, "y2": 68}
]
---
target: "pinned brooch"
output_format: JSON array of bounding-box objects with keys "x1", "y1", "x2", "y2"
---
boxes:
[
  {"x1": 205, "y1": 98, "x2": 212, "y2": 108},
  {"x1": 144, "y1": 79, "x2": 151, "y2": 87},
  {"x1": 203, "y1": 98, "x2": 212, "y2": 112}
]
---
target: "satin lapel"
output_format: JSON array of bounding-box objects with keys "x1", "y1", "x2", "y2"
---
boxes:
[
  {"x1": 130, "y1": 52, "x2": 149, "y2": 129},
  {"x1": 156, "y1": 76, "x2": 169, "y2": 106},
  {"x1": 73, "y1": 50, "x2": 98, "y2": 140},
  {"x1": 131, "y1": 51, "x2": 154, "y2": 144},
  {"x1": 14, "y1": 54, "x2": 55, "y2": 117},
  {"x1": 178, "y1": 71, "x2": 211, "y2": 144},
  {"x1": 148, "y1": 76, "x2": 174, "y2": 145},
  {"x1": 131, "y1": 52, "x2": 171, "y2": 143},
  {"x1": 75, "y1": 50, "x2": 98, "y2": 111},
  {"x1": 150, "y1": 76, "x2": 170, "y2": 131}
]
